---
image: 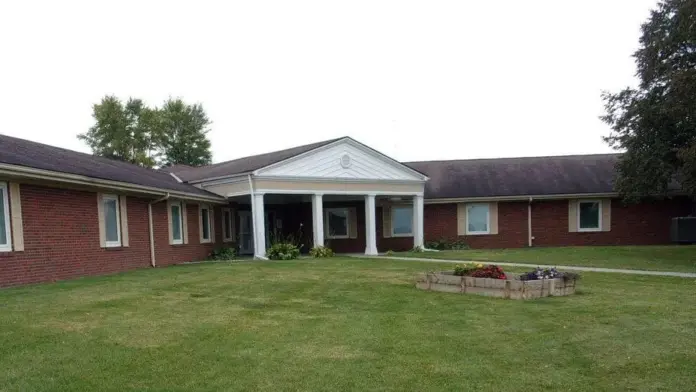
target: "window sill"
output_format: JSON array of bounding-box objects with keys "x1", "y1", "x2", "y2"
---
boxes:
[
  {"x1": 326, "y1": 236, "x2": 350, "y2": 240},
  {"x1": 391, "y1": 233, "x2": 414, "y2": 238},
  {"x1": 465, "y1": 232, "x2": 492, "y2": 236},
  {"x1": 578, "y1": 228, "x2": 602, "y2": 233}
]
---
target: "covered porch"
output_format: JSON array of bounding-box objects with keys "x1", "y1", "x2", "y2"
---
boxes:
[
  {"x1": 229, "y1": 191, "x2": 424, "y2": 258},
  {"x1": 193, "y1": 137, "x2": 429, "y2": 258}
]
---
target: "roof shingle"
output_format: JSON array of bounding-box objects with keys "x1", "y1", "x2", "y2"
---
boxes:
[
  {"x1": 0, "y1": 134, "x2": 217, "y2": 197},
  {"x1": 405, "y1": 154, "x2": 620, "y2": 199}
]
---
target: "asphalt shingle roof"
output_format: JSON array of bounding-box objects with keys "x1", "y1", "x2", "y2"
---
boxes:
[
  {"x1": 0, "y1": 134, "x2": 622, "y2": 200},
  {"x1": 405, "y1": 154, "x2": 620, "y2": 199},
  {"x1": 0, "y1": 134, "x2": 217, "y2": 197}
]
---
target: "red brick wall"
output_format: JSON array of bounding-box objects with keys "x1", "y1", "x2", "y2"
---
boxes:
[
  {"x1": 4, "y1": 182, "x2": 689, "y2": 287},
  {"x1": 531, "y1": 198, "x2": 692, "y2": 247},
  {"x1": 424, "y1": 198, "x2": 692, "y2": 249},
  {"x1": 0, "y1": 184, "x2": 225, "y2": 287}
]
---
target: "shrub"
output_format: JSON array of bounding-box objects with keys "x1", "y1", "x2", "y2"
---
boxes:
[
  {"x1": 267, "y1": 243, "x2": 300, "y2": 260},
  {"x1": 453, "y1": 263, "x2": 505, "y2": 279},
  {"x1": 309, "y1": 246, "x2": 334, "y2": 258},
  {"x1": 519, "y1": 268, "x2": 581, "y2": 282},
  {"x1": 411, "y1": 245, "x2": 424, "y2": 253},
  {"x1": 425, "y1": 239, "x2": 447, "y2": 250},
  {"x1": 453, "y1": 264, "x2": 473, "y2": 276},
  {"x1": 385, "y1": 250, "x2": 394, "y2": 256},
  {"x1": 469, "y1": 264, "x2": 506, "y2": 279},
  {"x1": 449, "y1": 240, "x2": 469, "y2": 250},
  {"x1": 425, "y1": 238, "x2": 469, "y2": 251},
  {"x1": 208, "y1": 247, "x2": 236, "y2": 261},
  {"x1": 560, "y1": 272, "x2": 581, "y2": 282}
]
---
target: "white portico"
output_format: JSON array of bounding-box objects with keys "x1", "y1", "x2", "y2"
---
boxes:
[{"x1": 193, "y1": 137, "x2": 428, "y2": 258}]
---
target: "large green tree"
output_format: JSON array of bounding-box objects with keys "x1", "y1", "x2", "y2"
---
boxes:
[
  {"x1": 602, "y1": 0, "x2": 696, "y2": 201},
  {"x1": 79, "y1": 96, "x2": 212, "y2": 168},
  {"x1": 78, "y1": 96, "x2": 160, "y2": 167},
  {"x1": 158, "y1": 98, "x2": 213, "y2": 167}
]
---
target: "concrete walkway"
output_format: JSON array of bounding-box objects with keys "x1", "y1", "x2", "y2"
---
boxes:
[{"x1": 367, "y1": 255, "x2": 696, "y2": 278}]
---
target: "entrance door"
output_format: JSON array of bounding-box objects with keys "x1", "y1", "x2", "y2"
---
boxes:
[{"x1": 238, "y1": 211, "x2": 253, "y2": 255}]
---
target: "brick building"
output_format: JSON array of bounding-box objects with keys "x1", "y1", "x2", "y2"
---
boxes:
[{"x1": 0, "y1": 134, "x2": 689, "y2": 286}]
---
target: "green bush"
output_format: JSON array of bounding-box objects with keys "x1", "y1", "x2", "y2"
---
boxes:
[
  {"x1": 309, "y1": 246, "x2": 334, "y2": 258},
  {"x1": 267, "y1": 243, "x2": 300, "y2": 260},
  {"x1": 425, "y1": 238, "x2": 469, "y2": 251},
  {"x1": 411, "y1": 245, "x2": 424, "y2": 253},
  {"x1": 208, "y1": 247, "x2": 236, "y2": 261},
  {"x1": 385, "y1": 250, "x2": 395, "y2": 256}
]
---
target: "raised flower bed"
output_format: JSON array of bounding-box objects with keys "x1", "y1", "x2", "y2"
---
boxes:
[{"x1": 415, "y1": 264, "x2": 578, "y2": 299}]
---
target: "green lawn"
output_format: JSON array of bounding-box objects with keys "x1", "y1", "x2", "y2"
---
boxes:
[
  {"x1": 1, "y1": 258, "x2": 695, "y2": 391},
  {"x1": 395, "y1": 245, "x2": 696, "y2": 273}
]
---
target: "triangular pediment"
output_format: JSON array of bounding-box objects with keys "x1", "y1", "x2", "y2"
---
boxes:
[{"x1": 254, "y1": 138, "x2": 426, "y2": 182}]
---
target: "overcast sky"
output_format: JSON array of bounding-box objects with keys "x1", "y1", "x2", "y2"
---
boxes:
[{"x1": 0, "y1": 0, "x2": 658, "y2": 164}]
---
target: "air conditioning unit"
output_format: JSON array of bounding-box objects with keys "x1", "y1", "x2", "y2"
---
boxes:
[{"x1": 671, "y1": 217, "x2": 696, "y2": 243}]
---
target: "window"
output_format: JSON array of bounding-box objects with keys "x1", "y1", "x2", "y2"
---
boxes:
[
  {"x1": 578, "y1": 200, "x2": 601, "y2": 231},
  {"x1": 325, "y1": 208, "x2": 349, "y2": 239},
  {"x1": 391, "y1": 206, "x2": 413, "y2": 236},
  {"x1": 222, "y1": 208, "x2": 234, "y2": 242},
  {"x1": 0, "y1": 183, "x2": 11, "y2": 252},
  {"x1": 102, "y1": 194, "x2": 121, "y2": 247},
  {"x1": 171, "y1": 201, "x2": 183, "y2": 244},
  {"x1": 200, "y1": 205, "x2": 212, "y2": 243},
  {"x1": 466, "y1": 203, "x2": 490, "y2": 235}
]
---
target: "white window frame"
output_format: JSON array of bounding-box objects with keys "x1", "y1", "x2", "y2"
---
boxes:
[
  {"x1": 171, "y1": 201, "x2": 184, "y2": 245},
  {"x1": 466, "y1": 203, "x2": 490, "y2": 235},
  {"x1": 102, "y1": 194, "x2": 122, "y2": 248},
  {"x1": 577, "y1": 200, "x2": 602, "y2": 232},
  {"x1": 325, "y1": 208, "x2": 350, "y2": 239},
  {"x1": 222, "y1": 208, "x2": 234, "y2": 242},
  {"x1": 391, "y1": 205, "x2": 413, "y2": 237},
  {"x1": 200, "y1": 204, "x2": 212, "y2": 243},
  {"x1": 0, "y1": 182, "x2": 12, "y2": 252}
]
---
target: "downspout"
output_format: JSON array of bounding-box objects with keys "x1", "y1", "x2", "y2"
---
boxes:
[
  {"x1": 528, "y1": 196, "x2": 533, "y2": 247},
  {"x1": 148, "y1": 193, "x2": 170, "y2": 267}
]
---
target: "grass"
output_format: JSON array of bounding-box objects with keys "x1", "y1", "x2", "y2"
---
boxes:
[
  {"x1": 1, "y1": 257, "x2": 696, "y2": 391},
  {"x1": 394, "y1": 245, "x2": 696, "y2": 273}
]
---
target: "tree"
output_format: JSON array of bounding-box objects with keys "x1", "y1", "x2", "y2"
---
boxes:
[
  {"x1": 78, "y1": 96, "x2": 160, "y2": 167},
  {"x1": 601, "y1": 0, "x2": 696, "y2": 201},
  {"x1": 158, "y1": 98, "x2": 213, "y2": 167},
  {"x1": 79, "y1": 96, "x2": 213, "y2": 168}
]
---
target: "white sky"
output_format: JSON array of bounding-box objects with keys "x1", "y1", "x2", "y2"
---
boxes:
[{"x1": 0, "y1": 0, "x2": 657, "y2": 164}]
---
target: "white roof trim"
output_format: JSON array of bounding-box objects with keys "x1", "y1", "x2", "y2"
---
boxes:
[{"x1": 253, "y1": 137, "x2": 429, "y2": 182}]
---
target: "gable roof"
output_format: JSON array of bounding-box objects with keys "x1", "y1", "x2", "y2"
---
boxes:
[
  {"x1": 0, "y1": 134, "x2": 218, "y2": 198},
  {"x1": 406, "y1": 154, "x2": 620, "y2": 200},
  {"x1": 174, "y1": 137, "x2": 344, "y2": 182}
]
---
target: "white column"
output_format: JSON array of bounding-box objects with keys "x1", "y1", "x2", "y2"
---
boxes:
[
  {"x1": 252, "y1": 193, "x2": 266, "y2": 259},
  {"x1": 312, "y1": 193, "x2": 324, "y2": 248},
  {"x1": 364, "y1": 194, "x2": 378, "y2": 255},
  {"x1": 413, "y1": 194, "x2": 424, "y2": 249}
]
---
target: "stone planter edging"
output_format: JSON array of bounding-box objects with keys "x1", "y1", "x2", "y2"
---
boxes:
[{"x1": 415, "y1": 272, "x2": 576, "y2": 299}]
